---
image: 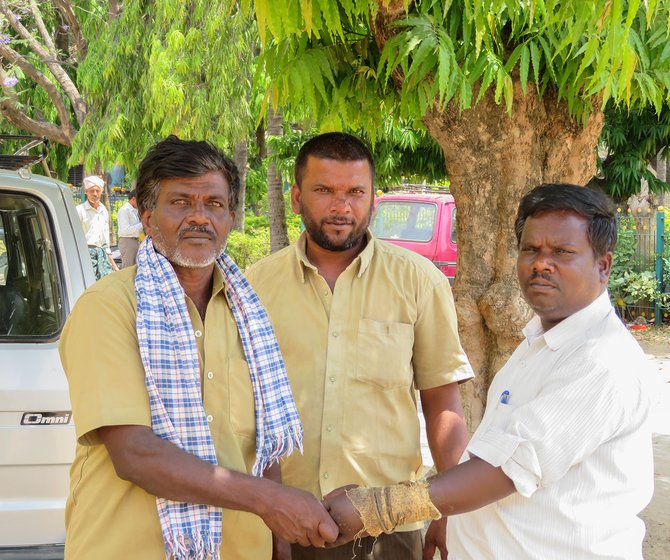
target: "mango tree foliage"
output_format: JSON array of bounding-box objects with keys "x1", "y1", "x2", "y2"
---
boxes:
[
  {"x1": 251, "y1": 0, "x2": 670, "y2": 131},
  {"x1": 248, "y1": 0, "x2": 670, "y2": 428},
  {"x1": 599, "y1": 102, "x2": 670, "y2": 198},
  {"x1": 72, "y1": 1, "x2": 256, "y2": 175}
]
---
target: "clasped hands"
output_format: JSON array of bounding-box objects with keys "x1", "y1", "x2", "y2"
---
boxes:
[{"x1": 264, "y1": 484, "x2": 365, "y2": 549}]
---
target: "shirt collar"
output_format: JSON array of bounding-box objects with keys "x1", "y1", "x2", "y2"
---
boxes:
[
  {"x1": 83, "y1": 200, "x2": 103, "y2": 213},
  {"x1": 522, "y1": 290, "x2": 613, "y2": 350},
  {"x1": 293, "y1": 229, "x2": 375, "y2": 283}
]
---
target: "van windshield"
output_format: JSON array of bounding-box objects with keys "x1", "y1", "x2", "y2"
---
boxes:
[
  {"x1": 371, "y1": 201, "x2": 437, "y2": 242},
  {"x1": 0, "y1": 192, "x2": 64, "y2": 338}
]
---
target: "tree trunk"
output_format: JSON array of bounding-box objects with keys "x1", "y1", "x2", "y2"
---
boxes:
[
  {"x1": 423, "y1": 84, "x2": 604, "y2": 430},
  {"x1": 233, "y1": 141, "x2": 248, "y2": 231},
  {"x1": 266, "y1": 107, "x2": 289, "y2": 252}
]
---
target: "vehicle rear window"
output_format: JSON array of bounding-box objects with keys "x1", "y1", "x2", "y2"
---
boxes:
[
  {"x1": 0, "y1": 192, "x2": 64, "y2": 339},
  {"x1": 371, "y1": 201, "x2": 437, "y2": 242}
]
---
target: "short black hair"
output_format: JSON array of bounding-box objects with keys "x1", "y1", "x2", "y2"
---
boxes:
[
  {"x1": 515, "y1": 183, "x2": 617, "y2": 257},
  {"x1": 294, "y1": 132, "x2": 375, "y2": 187},
  {"x1": 135, "y1": 135, "x2": 239, "y2": 215},
  {"x1": 128, "y1": 189, "x2": 137, "y2": 199}
]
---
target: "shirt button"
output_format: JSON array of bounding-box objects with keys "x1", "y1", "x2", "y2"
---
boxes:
[
  {"x1": 332, "y1": 332, "x2": 338, "y2": 338},
  {"x1": 326, "y1": 425, "x2": 333, "y2": 432},
  {"x1": 323, "y1": 291, "x2": 329, "y2": 296},
  {"x1": 206, "y1": 415, "x2": 213, "y2": 422},
  {"x1": 194, "y1": 330, "x2": 202, "y2": 338},
  {"x1": 323, "y1": 472, "x2": 329, "y2": 479},
  {"x1": 330, "y1": 376, "x2": 336, "y2": 383},
  {"x1": 520, "y1": 360, "x2": 526, "y2": 368},
  {"x1": 207, "y1": 371, "x2": 214, "y2": 379}
]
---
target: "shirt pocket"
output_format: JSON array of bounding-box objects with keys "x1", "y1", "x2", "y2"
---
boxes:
[
  {"x1": 355, "y1": 318, "x2": 414, "y2": 389},
  {"x1": 227, "y1": 357, "x2": 257, "y2": 438}
]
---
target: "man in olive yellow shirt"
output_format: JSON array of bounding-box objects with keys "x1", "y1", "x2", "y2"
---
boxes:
[
  {"x1": 246, "y1": 132, "x2": 474, "y2": 560},
  {"x1": 59, "y1": 136, "x2": 337, "y2": 560}
]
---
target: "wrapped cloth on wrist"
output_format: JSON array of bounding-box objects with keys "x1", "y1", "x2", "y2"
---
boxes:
[{"x1": 345, "y1": 480, "x2": 441, "y2": 538}]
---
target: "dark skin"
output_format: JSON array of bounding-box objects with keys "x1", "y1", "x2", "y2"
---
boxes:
[
  {"x1": 98, "y1": 172, "x2": 338, "y2": 548},
  {"x1": 324, "y1": 209, "x2": 613, "y2": 548}
]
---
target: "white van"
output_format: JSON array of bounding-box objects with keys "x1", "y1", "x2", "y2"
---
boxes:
[{"x1": 0, "y1": 137, "x2": 94, "y2": 558}]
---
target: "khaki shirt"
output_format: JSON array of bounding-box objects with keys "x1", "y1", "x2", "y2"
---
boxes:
[
  {"x1": 59, "y1": 266, "x2": 271, "y2": 560},
  {"x1": 246, "y1": 232, "x2": 474, "y2": 504}
]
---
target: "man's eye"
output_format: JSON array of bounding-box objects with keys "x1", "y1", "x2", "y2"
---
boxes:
[
  {"x1": 208, "y1": 200, "x2": 223, "y2": 207},
  {"x1": 172, "y1": 199, "x2": 188, "y2": 205}
]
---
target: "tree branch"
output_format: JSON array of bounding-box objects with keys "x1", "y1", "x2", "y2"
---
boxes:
[
  {"x1": 0, "y1": 42, "x2": 76, "y2": 143},
  {"x1": 0, "y1": 68, "x2": 73, "y2": 145},
  {"x1": 0, "y1": 0, "x2": 87, "y2": 125},
  {"x1": 29, "y1": 0, "x2": 58, "y2": 57},
  {"x1": 51, "y1": 0, "x2": 87, "y2": 60}
]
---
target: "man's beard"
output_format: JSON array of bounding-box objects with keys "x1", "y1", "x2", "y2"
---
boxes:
[
  {"x1": 301, "y1": 204, "x2": 372, "y2": 252},
  {"x1": 151, "y1": 226, "x2": 225, "y2": 268}
]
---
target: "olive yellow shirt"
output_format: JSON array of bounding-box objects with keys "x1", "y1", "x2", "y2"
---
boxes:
[
  {"x1": 59, "y1": 266, "x2": 271, "y2": 560},
  {"x1": 246, "y1": 232, "x2": 474, "y2": 504}
]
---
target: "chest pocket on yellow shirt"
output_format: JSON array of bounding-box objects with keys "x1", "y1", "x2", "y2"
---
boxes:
[
  {"x1": 228, "y1": 357, "x2": 257, "y2": 438},
  {"x1": 356, "y1": 318, "x2": 414, "y2": 389}
]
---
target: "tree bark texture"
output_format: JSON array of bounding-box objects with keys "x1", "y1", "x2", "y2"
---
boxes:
[
  {"x1": 266, "y1": 106, "x2": 289, "y2": 252},
  {"x1": 423, "y1": 84, "x2": 604, "y2": 429},
  {"x1": 233, "y1": 141, "x2": 248, "y2": 231}
]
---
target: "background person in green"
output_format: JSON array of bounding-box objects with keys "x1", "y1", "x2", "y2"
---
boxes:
[
  {"x1": 60, "y1": 136, "x2": 337, "y2": 559},
  {"x1": 246, "y1": 132, "x2": 474, "y2": 560}
]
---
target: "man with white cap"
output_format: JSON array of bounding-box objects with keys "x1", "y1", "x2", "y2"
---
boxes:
[{"x1": 76, "y1": 175, "x2": 118, "y2": 279}]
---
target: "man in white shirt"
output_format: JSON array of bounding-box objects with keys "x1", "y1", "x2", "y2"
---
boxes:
[
  {"x1": 76, "y1": 175, "x2": 118, "y2": 280},
  {"x1": 324, "y1": 183, "x2": 654, "y2": 560},
  {"x1": 116, "y1": 189, "x2": 143, "y2": 268}
]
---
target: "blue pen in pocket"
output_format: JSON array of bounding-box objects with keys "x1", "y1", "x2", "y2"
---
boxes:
[{"x1": 499, "y1": 390, "x2": 510, "y2": 404}]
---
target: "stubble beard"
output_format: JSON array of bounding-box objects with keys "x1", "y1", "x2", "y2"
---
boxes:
[
  {"x1": 151, "y1": 229, "x2": 225, "y2": 269},
  {"x1": 301, "y1": 204, "x2": 372, "y2": 252}
]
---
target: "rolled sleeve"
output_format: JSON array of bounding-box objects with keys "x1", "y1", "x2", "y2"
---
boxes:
[
  {"x1": 468, "y1": 428, "x2": 542, "y2": 497},
  {"x1": 413, "y1": 276, "x2": 474, "y2": 389},
  {"x1": 59, "y1": 277, "x2": 151, "y2": 445}
]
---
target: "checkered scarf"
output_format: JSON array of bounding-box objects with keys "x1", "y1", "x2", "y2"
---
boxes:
[{"x1": 135, "y1": 239, "x2": 303, "y2": 559}]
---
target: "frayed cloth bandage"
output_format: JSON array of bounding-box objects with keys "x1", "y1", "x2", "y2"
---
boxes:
[{"x1": 345, "y1": 480, "x2": 441, "y2": 537}]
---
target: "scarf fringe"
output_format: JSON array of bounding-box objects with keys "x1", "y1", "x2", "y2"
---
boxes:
[{"x1": 164, "y1": 530, "x2": 220, "y2": 560}]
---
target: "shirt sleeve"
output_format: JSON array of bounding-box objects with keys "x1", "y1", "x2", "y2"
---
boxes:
[
  {"x1": 59, "y1": 284, "x2": 151, "y2": 445},
  {"x1": 117, "y1": 205, "x2": 144, "y2": 237},
  {"x1": 467, "y1": 362, "x2": 640, "y2": 497},
  {"x1": 412, "y1": 273, "x2": 474, "y2": 390}
]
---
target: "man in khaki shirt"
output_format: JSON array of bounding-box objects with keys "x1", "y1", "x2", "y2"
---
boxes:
[
  {"x1": 246, "y1": 132, "x2": 474, "y2": 560},
  {"x1": 59, "y1": 136, "x2": 337, "y2": 559}
]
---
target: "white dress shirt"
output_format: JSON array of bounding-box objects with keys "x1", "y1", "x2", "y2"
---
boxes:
[
  {"x1": 447, "y1": 291, "x2": 653, "y2": 560},
  {"x1": 76, "y1": 201, "x2": 110, "y2": 249},
  {"x1": 116, "y1": 201, "x2": 143, "y2": 239}
]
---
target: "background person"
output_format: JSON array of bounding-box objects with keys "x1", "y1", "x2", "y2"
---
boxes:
[
  {"x1": 60, "y1": 136, "x2": 337, "y2": 560},
  {"x1": 76, "y1": 175, "x2": 118, "y2": 279},
  {"x1": 246, "y1": 132, "x2": 474, "y2": 560},
  {"x1": 116, "y1": 188, "x2": 143, "y2": 267},
  {"x1": 324, "y1": 183, "x2": 654, "y2": 560}
]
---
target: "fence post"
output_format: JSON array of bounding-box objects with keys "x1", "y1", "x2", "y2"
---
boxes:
[{"x1": 655, "y1": 210, "x2": 665, "y2": 326}]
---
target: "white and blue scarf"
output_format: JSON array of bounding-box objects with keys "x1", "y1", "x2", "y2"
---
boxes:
[{"x1": 135, "y1": 239, "x2": 302, "y2": 559}]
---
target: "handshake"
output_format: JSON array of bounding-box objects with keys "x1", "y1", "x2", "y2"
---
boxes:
[{"x1": 264, "y1": 479, "x2": 440, "y2": 549}]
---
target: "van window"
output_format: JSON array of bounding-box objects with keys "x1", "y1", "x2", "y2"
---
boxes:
[
  {"x1": 0, "y1": 192, "x2": 63, "y2": 338},
  {"x1": 450, "y1": 207, "x2": 457, "y2": 244},
  {"x1": 372, "y1": 201, "x2": 437, "y2": 242}
]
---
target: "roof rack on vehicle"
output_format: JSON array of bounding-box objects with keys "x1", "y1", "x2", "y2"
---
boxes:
[
  {"x1": 0, "y1": 134, "x2": 49, "y2": 174},
  {"x1": 384, "y1": 183, "x2": 451, "y2": 195}
]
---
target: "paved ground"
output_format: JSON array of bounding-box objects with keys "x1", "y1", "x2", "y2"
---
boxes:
[{"x1": 419, "y1": 352, "x2": 670, "y2": 558}]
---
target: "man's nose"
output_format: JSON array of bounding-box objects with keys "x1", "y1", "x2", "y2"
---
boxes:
[
  {"x1": 186, "y1": 202, "x2": 210, "y2": 224},
  {"x1": 531, "y1": 251, "x2": 554, "y2": 272},
  {"x1": 330, "y1": 193, "x2": 352, "y2": 212}
]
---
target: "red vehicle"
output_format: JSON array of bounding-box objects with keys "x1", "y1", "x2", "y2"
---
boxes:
[{"x1": 370, "y1": 191, "x2": 458, "y2": 282}]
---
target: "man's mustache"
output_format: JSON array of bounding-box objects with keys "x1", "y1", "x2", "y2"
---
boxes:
[{"x1": 177, "y1": 225, "x2": 216, "y2": 240}]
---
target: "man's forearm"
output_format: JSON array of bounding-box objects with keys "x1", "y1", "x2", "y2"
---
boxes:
[
  {"x1": 427, "y1": 456, "x2": 516, "y2": 516},
  {"x1": 421, "y1": 383, "x2": 469, "y2": 472}
]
